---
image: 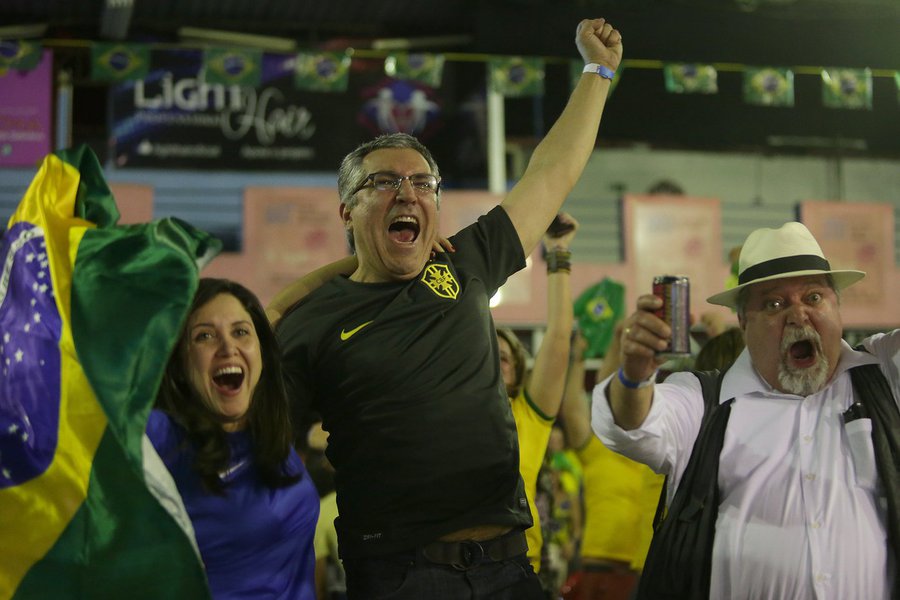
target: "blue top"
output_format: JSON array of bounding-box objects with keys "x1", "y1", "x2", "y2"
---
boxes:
[{"x1": 147, "y1": 410, "x2": 318, "y2": 599}]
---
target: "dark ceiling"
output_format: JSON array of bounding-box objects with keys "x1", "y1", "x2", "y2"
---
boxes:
[{"x1": 3, "y1": 0, "x2": 900, "y2": 158}]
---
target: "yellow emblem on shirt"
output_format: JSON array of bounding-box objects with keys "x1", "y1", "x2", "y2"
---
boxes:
[
  {"x1": 420, "y1": 263, "x2": 459, "y2": 299},
  {"x1": 340, "y1": 320, "x2": 373, "y2": 341}
]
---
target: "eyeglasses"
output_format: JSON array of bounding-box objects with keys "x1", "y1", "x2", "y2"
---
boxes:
[{"x1": 352, "y1": 171, "x2": 441, "y2": 196}]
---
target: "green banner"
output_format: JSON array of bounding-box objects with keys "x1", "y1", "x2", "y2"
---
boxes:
[
  {"x1": 743, "y1": 67, "x2": 794, "y2": 107},
  {"x1": 91, "y1": 43, "x2": 150, "y2": 82},
  {"x1": 489, "y1": 57, "x2": 544, "y2": 97},
  {"x1": 294, "y1": 51, "x2": 351, "y2": 92},
  {"x1": 203, "y1": 47, "x2": 262, "y2": 87},
  {"x1": 663, "y1": 63, "x2": 718, "y2": 94}
]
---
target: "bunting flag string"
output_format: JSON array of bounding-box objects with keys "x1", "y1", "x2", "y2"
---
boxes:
[{"x1": 14, "y1": 37, "x2": 900, "y2": 110}]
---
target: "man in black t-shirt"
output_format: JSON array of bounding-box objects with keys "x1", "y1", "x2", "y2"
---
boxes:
[{"x1": 272, "y1": 18, "x2": 623, "y2": 600}]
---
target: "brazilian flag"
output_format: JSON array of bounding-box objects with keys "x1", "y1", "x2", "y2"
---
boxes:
[
  {"x1": 574, "y1": 277, "x2": 625, "y2": 359},
  {"x1": 0, "y1": 146, "x2": 219, "y2": 599},
  {"x1": 0, "y1": 39, "x2": 43, "y2": 73},
  {"x1": 489, "y1": 57, "x2": 545, "y2": 97},
  {"x1": 203, "y1": 47, "x2": 261, "y2": 87},
  {"x1": 384, "y1": 53, "x2": 445, "y2": 88},
  {"x1": 294, "y1": 51, "x2": 351, "y2": 92},
  {"x1": 90, "y1": 43, "x2": 150, "y2": 82}
]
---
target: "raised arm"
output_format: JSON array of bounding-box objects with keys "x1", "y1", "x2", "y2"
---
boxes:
[
  {"x1": 525, "y1": 213, "x2": 578, "y2": 418},
  {"x1": 501, "y1": 18, "x2": 623, "y2": 256},
  {"x1": 266, "y1": 238, "x2": 455, "y2": 325},
  {"x1": 606, "y1": 294, "x2": 670, "y2": 430},
  {"x1": 560, "y1": 331, "x2": 592, "y2": 449},
  {"x1": 265, "y1": 256, "x2": 358, "y2": 325}
]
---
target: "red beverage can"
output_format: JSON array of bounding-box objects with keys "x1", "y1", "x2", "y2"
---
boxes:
[{"x1": 653, "y1": 275, "x2": 691, "y2": 358}]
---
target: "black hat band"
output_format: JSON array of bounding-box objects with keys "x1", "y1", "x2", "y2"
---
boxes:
[{"x1": 738, "y1": 255, "x2": 831, "y2": 286}]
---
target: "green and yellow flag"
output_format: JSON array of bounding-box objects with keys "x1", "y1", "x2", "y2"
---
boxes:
[
  {"x1": 90, "y1": 43, "x2": 150, "y2": 82},
  {"x1": 294, "y1": 51, "x2": 351, "y2": 92},
  {"x1": 203, "y1": 47, "x2": 262, "y2": 87},
  {"x1": 822, "y1": 67, "x2": 873, "y2": 110},
  {"x1": 743, "y1": 67, "x2": 794, "y2": 107},
  {"x1": 895, "y1": 71, "x2": 900, "y2": 105},
  {"x1": 663, "y1": 63, "x2": 718, "y2": 94},
  {"x1": 489, "y1": 57, "x2": 544, "y2": 97},
  {"x1": 0, "y1": 39, "x2": 43, "y2": 73},
  {"x1": 384, "y1": 53, "x2": 445, "y2": 87},
  {"x1": 0, "y1": 145, "x2": 219, "y2": 599},
  {"x1": 574, "y1": 277, "x2": 625, "y2": 359}
]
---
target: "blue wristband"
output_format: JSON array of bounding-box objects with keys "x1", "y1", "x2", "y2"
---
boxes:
[
  {"x1": 583, "y1": 63, "x2": 616, "y2": 80},
  {"x1": 617, "y1": 367, "x2": 655, "y2": 390}
]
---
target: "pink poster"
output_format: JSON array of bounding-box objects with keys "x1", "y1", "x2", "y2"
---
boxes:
[
  {"x1": 241, "y1": 187, "x2": 350, "y2": 303},
  {"x1": 109, "y1": 183, "x2": 154, "y2": 224},
  {"x1": 800, "y1": 200, "x2": 898, "y2": 327},
  {"x1": 0, "y1": 50, "x2": 52, "y2": 167},
  {"x1": 623, "y1": 194, "x2": 725, "y2": 317}
]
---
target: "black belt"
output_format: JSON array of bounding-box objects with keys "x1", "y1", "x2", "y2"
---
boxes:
[{"x1": 418, "y1": 530, "x2": 528, "y2": 570}]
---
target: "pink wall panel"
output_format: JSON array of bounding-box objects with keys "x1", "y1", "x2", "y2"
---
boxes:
[
  {"x1": 187, "y1": 184, "x2": 895, "y2": 329},
  {"x1": 800, "y1": 200, "x2": 900, "y2": 328},
  {"x1": 109, "y1": 183, "x2": 154, "y2": 224}
]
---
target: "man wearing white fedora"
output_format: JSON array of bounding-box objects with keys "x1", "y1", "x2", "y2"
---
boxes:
[{"x1": 591, "y1": 221, "x2": 900, "y2": 599}]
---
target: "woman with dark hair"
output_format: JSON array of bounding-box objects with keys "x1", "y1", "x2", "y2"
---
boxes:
[
  {"x1": 496, "y1": 213, "x2": 579, "y2": 585},
  {"x1": 149, "y1": 278, "x2": 318, "y2": 599}
]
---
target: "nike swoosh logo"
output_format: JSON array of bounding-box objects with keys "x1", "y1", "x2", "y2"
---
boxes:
[{"x1": 340, "y1": 320, "x2": 374, "y2": 341}]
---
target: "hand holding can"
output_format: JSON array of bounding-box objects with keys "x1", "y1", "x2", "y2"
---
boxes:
[{"x1": 652, "y1": 275, "x2": 691, "y2": 359}]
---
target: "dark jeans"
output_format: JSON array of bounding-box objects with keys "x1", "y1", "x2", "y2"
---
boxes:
[{"x1": 343, "y1": 549, "x2": 545, "y2": 599}]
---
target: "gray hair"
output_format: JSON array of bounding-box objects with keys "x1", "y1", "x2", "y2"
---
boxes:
[
  {"x1": 337, "y1": 133, "x2": 441, "y2": 253},
  {"x1": 735, "y1": 273, "x2": 839, "y2": 323}
]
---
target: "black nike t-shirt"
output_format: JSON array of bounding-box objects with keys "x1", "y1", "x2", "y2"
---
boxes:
[{"x1": 276, "y1": 206, "x2": 532, "y2": 558}]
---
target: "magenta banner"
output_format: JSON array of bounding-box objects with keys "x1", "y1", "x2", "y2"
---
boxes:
[{"x1": 0, "y1": 50, "x2": 53, "y2": 167}]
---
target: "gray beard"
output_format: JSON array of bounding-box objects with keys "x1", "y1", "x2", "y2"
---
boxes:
[
  {"x1": 777, "y1": 325, "x2": 829, "y2": 396},
  {"x1": 778, "y1": 326, "x2": 829, "y2": 396}
]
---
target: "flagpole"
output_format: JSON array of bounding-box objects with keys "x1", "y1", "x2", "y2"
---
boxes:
[
  {"x1": 486, "y1": 76, "x2": 506, "y2": 195},
  {"x1": 55, "y1": 69, "x2": 73, "y2": 150}
]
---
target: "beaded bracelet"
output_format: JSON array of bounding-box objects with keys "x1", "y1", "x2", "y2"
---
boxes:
[{"x1": 546, "y1": 249, "x2": 571, "y2": 273}]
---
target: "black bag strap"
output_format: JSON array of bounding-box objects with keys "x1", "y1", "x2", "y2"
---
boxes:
[
  {"x1": 638, "y1": 369, "x2": 733, "y2": 600},
  {"x1": 650, "y1": 369, "x2": 728, "y2": 530},
  {"x1": 848, "y1": 350, "x2": 900, "y2": 599}
]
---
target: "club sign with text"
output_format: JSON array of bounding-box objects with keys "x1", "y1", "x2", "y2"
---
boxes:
[{"x1": 108, "y1": 50, "x2": 362, "y2": 170}]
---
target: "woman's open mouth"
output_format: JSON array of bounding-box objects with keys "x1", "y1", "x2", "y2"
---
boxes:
[{"x1": 213, "y1": 366, "x2": 245, "y2": 393}]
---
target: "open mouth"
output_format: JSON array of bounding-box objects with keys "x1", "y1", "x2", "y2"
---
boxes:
[
  {"x1": 213, "y1": 365, "x2": 245, "y2": 392},
  {"x1": 786, "y1": 338, "x2": 818, "y2": 369},
  {"x1": 388, "y1": 215, "x2": 420, "y2": 244}
]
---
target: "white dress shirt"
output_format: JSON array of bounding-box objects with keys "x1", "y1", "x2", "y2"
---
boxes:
[{"x1": 592, "y1": 330, "x2": 900, "y2": 600}]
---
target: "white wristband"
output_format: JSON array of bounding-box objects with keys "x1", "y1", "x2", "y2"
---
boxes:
[{"x1": 583, "y1": 63, "x2": 615, "y2": 80}]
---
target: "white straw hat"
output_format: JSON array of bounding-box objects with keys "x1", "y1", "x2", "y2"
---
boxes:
[{"x1": 707, "y1": 221, "x2": 866, "y2": 308}]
